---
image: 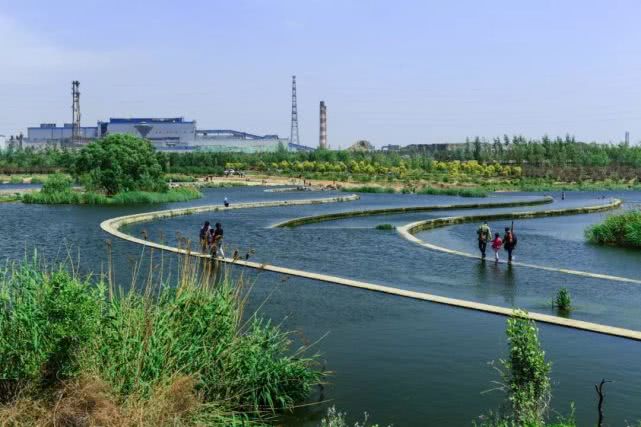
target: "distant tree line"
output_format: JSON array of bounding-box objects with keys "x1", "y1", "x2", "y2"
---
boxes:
[
  {"x1": 1, "y1": 135, "x2": 641, "y2": 182},
  {"x1": 434, "y1": 134, "x2": 641, "y2": 168}
]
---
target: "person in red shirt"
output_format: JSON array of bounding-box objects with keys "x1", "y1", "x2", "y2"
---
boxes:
[{"x1": 491, "y1": 233, "x2": 503, "y2": 262}]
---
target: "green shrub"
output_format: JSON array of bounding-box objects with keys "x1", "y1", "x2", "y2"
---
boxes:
[
  {"x1": 319, "y1": 406, "x2": 387, "y2": 427},
  {"x1": 41, "y1": 173, "x2": 73, "y2": 195},
  {"x1": 0, "y1": 257, "x2": 321, "y2": 421},
  {"x1": 375, "y1": 224, "x2": 395, "y2": 230},
  {"x1": 503, "y1": 311, "x2": 551, "y2": 425},
  {"x1": 0, "y1": 194, "x2": 20, "y2": 203},
  {"x1": 73, "y1": 134, "x2": 167, "y2": 195},
  {"x1": 165, "y1": 173, "x2": 196, "y2": 182},
  {"x1": 553, "y1": 288, "x2": 572, "y2": 314},
  {"x1": 585, "y1": 210, "x2": 641, "y2": 248},
  {"x1": 342, "y1": 186, "x2": 395, "y2": 194},
  {"x1": 22, "y1": 187, "x2": 201, "y2": 205},
  {"x1": 0, "y1": 263, "x2": 103, "y2": 395},
  {"x1": 417, "y1": 186, "x2": 487, "y2": 198},
  {"x1": 29, "y1": 176, "x2": 46, "y2": 184}
]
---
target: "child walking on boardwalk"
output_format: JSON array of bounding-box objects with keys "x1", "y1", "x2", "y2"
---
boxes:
[{"x1": 491, "y1": 233, "x2": 503, "y2": 262}]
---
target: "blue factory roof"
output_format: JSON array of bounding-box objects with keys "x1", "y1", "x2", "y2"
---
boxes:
[{"x1": 108, "y1": 117, "x2": 194, "y2": 124}]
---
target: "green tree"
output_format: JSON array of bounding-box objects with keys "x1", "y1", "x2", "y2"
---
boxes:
[
  {"x1": 503, "y1": 311, "x2": 551, "y2": 425},
  {"x1": 73, "y1": 134, "x2": 167, "y2": 195}
]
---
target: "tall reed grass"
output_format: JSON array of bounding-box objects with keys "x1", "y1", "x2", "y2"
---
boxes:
[
  {"x1": 341, "y1": 186, "x2": 395, "y2": 194},
  {"x1": 0, "y1": 254, "x2": 322, "y2": 425},
  {"x1": 416, "y1": 186, "x2": 488, "y2": 198},
  {"x1": 585, "y1": 210, "x2": 641, "y2": 248},
  {"x1": 22, "y1": 186, "x2": 202, "y2": 205}
]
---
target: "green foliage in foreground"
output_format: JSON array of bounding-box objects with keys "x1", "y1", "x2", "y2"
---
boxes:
[
  {"x1": 480, "y1": 311, "x2": 553, "y2": 426},
  {"x1": 319, "y1": 405, "x2": 388, "y2": 427},
  {"x1": 585, "y1": 210, "x2": 641, "y2": 248},
  {"x1": 0, "y1": 258, "x2": 321, "y2": 423},
  {"x1": 503, "y1": 312, "x2": 552, "y2": 425}
]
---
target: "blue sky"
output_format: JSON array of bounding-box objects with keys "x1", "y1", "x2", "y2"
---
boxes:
[{"x1": 0, "y1": 0, "x2": 640, "y2": 147}]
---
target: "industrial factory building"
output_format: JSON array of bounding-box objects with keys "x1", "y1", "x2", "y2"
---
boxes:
[
  {"x1": 21, "y1": 79, "x2": 317, "y2": 152},
  {"x1": 25, "y1": 117, "x2": 302, "y2": 153},
  {"x1": 99, "y1": 118, "x2": 196, "y2": 146},
  {"x1": 27, "y1": 123, "x2": 98, "y2": 146}
]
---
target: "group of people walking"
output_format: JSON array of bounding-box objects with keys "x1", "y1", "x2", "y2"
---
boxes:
[
  {"x1": 477, "y1": 221, "x2": 517, "y2": 263},
  {"x1": 199, "y1": 221, "x2": 225, "y2": 258}
]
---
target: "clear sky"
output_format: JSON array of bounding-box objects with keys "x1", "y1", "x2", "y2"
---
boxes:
[{"x1": 0, "y1": 0, "x2": 640, "y2": 147}]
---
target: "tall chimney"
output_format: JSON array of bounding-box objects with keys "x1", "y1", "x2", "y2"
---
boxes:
[{"x1": 319, "y1": 101, "x2": 327, "y2": 149}]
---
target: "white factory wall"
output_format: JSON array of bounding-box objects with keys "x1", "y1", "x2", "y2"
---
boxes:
[{"x1": 106, "y1": 122, "x2": 196, "y2": 143}]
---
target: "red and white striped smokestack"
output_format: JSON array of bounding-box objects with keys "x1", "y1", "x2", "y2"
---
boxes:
[{"x1": 319, "y1": 101, "x2": 327, "y2": 149}]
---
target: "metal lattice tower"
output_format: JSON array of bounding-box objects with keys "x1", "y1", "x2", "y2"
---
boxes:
[
  {"x1": 71, "y1": 80, "x2": 81, "y2": 143},
  {"x1": 289, "y1": 75, "x2": 300, "y2": 146},
  {"x1": 319, "y1": 101, "x2": 327, "y2": 149}
]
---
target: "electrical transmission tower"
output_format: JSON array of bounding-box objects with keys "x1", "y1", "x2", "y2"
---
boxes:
[
  {"x1": 289, "y1": 75, "x2": 300, "y2": 146},
  {"x1": 71, "y1": 80, "x2": 81, "y2": 143}
]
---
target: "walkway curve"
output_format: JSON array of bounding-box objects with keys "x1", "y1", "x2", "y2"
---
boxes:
[
  {"x1": 397, "y1": 198, "x2": 641, "y2": 285},
  {"x1": 271, "y1": 196, "x2": 553, "y2": 228},
  {"x1": 100, "y1": 195, "x2": 641, "y2": 342}
]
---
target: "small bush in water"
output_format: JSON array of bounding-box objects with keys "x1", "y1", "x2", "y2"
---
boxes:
[
  {"x1": 585, "y1": 210, "x2": 641, "y2": 248},
  {"x1": 553, "y1": 288, "x2": 572, "y2": 313},
  {"x1": 375, "y1": 224, "x2": 395, "y2": 230}
]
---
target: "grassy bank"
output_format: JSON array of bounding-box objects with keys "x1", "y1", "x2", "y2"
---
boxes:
[
  {"x1": 0, "y1": 174, "x2": 52, "y2": 185},
  {"x1": 416, "y1": 186, "x2": 488, "y2": 197},
  {"x1": 22, "y1": 186, "x2": 202, "y2": 205},
  {"x1": 341, "y1": 185, "x2": 395, "y2": 194},
  {"x1": 585, "y1": 210, "x2": 641, "y2": 248},
  {"x1": 341, "y1": 185, "x2": 487, "y2": 197},
  {"x1": 0, "y1": 194, "x2": 21, "y2": 203},
  {"x1": 0, "y1": 257, "x2": 321, "y2": 425}
]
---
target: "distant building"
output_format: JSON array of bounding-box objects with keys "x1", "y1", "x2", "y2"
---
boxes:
[
  {"x1": 348, "y1": 140, "x2": 375, "y2": 152},
  {"x1": 187, "y1": 129, "x2": 290, "y2": 153},
  {"x1": 381, "y1": 144, "x2": 400, "y2": 152},
  {"x1": 27, "y1": 123, "x2": 98, "y2": 146},
  {"x1": 0, "y1": 135, "x2": 6, "y2": 150},
  {"x1": 24, "y1": 116, "x2": 315, "y2": 153},
  {"x1": 99, "y1": 117, "x2": 196, "y2": 147}
]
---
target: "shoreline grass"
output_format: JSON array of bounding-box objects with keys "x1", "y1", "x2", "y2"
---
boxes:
[
  {"x1": 22, "y1": 186, "x2": 202, "y2": 205},
  {"x1": 375, "y1": 223, "x2": 395, "y2": 230},
  {"x1": 0, "y1": 256, "x2": 322, "y2": 425},
  {"x1": 416, "y1": 186, "x2": 488, "y2": 198},
  {"x1": 0, "y1": 194, "x2": 21, "y2": 203},
  {"x1": 341, "y1": 185, "x2": 395, "y2": 194},
  {"x1": 585, "y1": 210, "x2": 641, "y2": 248}
]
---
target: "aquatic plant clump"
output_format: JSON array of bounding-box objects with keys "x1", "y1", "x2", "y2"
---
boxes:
[
  {"x1": 553, "y1": 288, "x2": 572, "y2": 314},
  {"x1": 0, "y1": 257, "x2": 322, "y2": 424},
  {"x1": 416, "y1": 186, "x2": 488, "y2": 198},
  {"x1": 22, "y1": 185, "x2": 202, "y2": 205},
  {"x1": 342, "y1": 186, "x2": 396, "y2": 194},
  {"x1": 585, "y1": 210, "x2": 641, "y2": 248},
  {"x1": 375, "y1": 224, "x2": 396, "y2": 230},
  {"x1": 503, "y1": 311, "x2": 551, "y2": 425}
]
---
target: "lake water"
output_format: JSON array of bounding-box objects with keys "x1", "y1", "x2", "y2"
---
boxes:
[{"x1": 1, "y1": 187, "x2": 640, "y2": 426}]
